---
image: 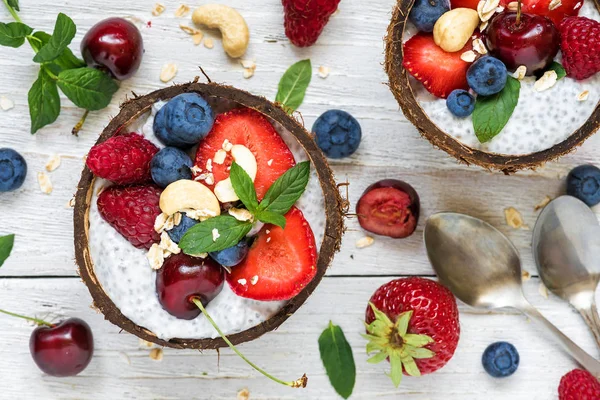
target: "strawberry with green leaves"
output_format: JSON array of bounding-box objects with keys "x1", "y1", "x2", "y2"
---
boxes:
[{"x1": 364, "y1": 277, "x2": 460, "y2": 386}]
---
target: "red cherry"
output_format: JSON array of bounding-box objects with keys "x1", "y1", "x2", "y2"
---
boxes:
[
  {"x1": 486, "y1": 12, "x2": 560, "y2": 75},
  {"x1": 156, "y1": 253, "x2": 225, "y2": 320},
  {"x1": 29, "y1": 318, "x2": 94, "y2": 377},
  {"x1": 356, "y1": 179, "x2": 420, "y2": 239},
  {"x1": 81, "y1": 17, "x2": 143, "y2": 80}
]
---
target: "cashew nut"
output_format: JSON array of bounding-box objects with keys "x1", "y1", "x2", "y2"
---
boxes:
[
  {"x1": 159, "y1": 180, "x2": 221, "y2": 218},
  {"x1": 434, "y1": 9, "x2": 480, "y2": 53},
  {"x1": 214, "y1": 145, "x2": 257, "y2": 203},
  {"x1": 192, "y1": 4, "x2": 249, "y2": 58}
]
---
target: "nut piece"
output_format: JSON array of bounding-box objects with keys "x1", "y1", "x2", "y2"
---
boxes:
[
  {"x1": 318, "y1": 66, "x2": 330, "y2": 78},
  {"x1": 434, "y1": 9, "x2": 480, "y2": 53},
  {"x1": 160, "y1": 63, "x2": 178, "y2": 83},
  {"x1": 45, "y1": 154, "x2": 61, "y2": 172},
  {"x1": 192, "y1": 4, "x2": 249, "y2": 58},
  {"x1": 533, "y1": 70, "x2": 558, "y2": 92},
  {"x1": 160, "y1": 179, "x2": 221, "y2": 217},
  {"x1": 461, "y1": 50, "x2": 477, "y2": 62},
  {"x1": 472, "y1": 38, "x2": 488, "y2": 54},
  {"x1": 237, "y1": 388, "x2": 250, "y2": 400},
  {"x1": 229, "y1": 207, "x2": 253, "y2": 222},
  {"x1": 213, "y1": 145, "x2": 257, "y2": 203},
  {"x1": 534, "y1": 195, "x2": 552, "y2": 211},
  {"x1": 549, "y1": 0, "x2": 562, "y2": 10},
  {"x1": 152, "y1": 3, "x2": 165, "y2": 16},
  {"x1": 37, "y1": 172, "x2": 52, "y2": 194},
  {"x1": 507, "y1": 1, "x2": 518, "y2": 10},
  {"x1": 192, "y1": 33, "x2": 204, "y2": 46},
  {"x1": 538, "y1": 283, "x2": 549, "y2": 299},
  {"x1": 478, "y1": 0, "x2": 500, "y2": 21},
  {"x1": 204, "y1": 38, "x2": 214, "y2": 49},
  {"x1": 577, "y1": 90, "x2": 590, "y2": 101},
  {"x1": 149, "y1": 348, "x2": 164, "y2": 361},
  {"x1": 522, "y1": 270, "x2": 531, "y2": 282},
  {"x1": 180, "y1": 24, "x2": 200, "y2": 35},
  {"x1": 512, "y1": 65, "x2": 527, "y2": 80},
  {"x1": 159, "y1": 231, "x2": 181, "y2": 256},
  {"x1": 241, "y1": 59, "x2": 256, "y2": 79},
  {"x1": 174, "y1": 4, "x2": 190, "y2": 17},
  {"x1": 213, "y1": 149, "x2": 227, "y2": 164},
  {"x1": 356, "y1": 236, "x2": 374, "y2": 249},
  {"x1": 504, "y1": 207, "x2": 524, "y2": 229},
  {"x1": 147, "y1": 243, "x2": 165, "y2": 270},
  {"x1": 0, "y1": 96, "x2": 14, "y2": 111}
]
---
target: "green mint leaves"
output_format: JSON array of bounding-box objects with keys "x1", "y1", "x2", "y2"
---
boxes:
[
  {"x1": 276, "y1": 59, "x2": 312, "y2": 113},
  {"x1": 319, "y1": 322, "x2": 356, "y2": 399},
  {"x1": 547, "y1": 61, "x2": 567, "y2": 80},
  {"x1": 179, "y1": 161, "x2": 311, "y2": 255},
  {"x1": 473, "y1": 77, "x2": 521, "y2": 143},
  {"x1": 0, "y1": 22, "x2": 32, "y2": 47},
  {"x1": 0, "y1": 234, "x2": 15, "y2": 268},
  {"x1": 33, "y1": 13, "x2": 75, "y2": 63},
  {"x1": 0, "y1": 6, "x2": 118, "y2": 134}
]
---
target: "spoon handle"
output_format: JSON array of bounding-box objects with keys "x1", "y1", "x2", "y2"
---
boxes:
[
  {"x1": 578, "y1": 301, "x2": 600, "y2": 351},
  {"x1": 521, "y1": 303, "x2": 600, "y2": 378}
]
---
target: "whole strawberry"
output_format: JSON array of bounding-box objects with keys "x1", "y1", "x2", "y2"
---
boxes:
[
  {"x1": 86, "y1": 133, "x2": 158, "y2": 185},
  {"x1": 560, "y1": 17, "x2": 600, "y2": 80},
  {"x1": 282, "y1": 0, "x2": 341, "y2": 47},
  {"x1": 97, "y1": 184, "x2": 162, "y2": 249},
  {"x1": 364, "y1": 277, "x2": 460, "y2": 387},
  {"x1": 559, "y1": 369, "x2": 600, "y2": 400}
]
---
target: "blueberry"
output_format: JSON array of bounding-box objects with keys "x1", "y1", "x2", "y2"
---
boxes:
[
  {"x1": 167, "y1": 215, "x2": 198, "y2": 243},
  {"x1": 0, "y1": 148, "x2": 27, "y2": 192},
  {"x1": 154, "y1": 93, "x2": 215, "y2": 148},
  {"x1": 312, "y1": 110, "x2": 362, "y2": 159},
  {"x1": 567, "y1": 165, "x2": 600, "y2": 207},
  {"x1": 151, "y1": 147, "x2": 193, "y2": 188},
  {"x1": 209, "y1": 240, "x2": 249, "y2": 267},
  {"x1": 446, "y1": 89, "x2": 475, "y2": 118},
  {"x1": 482, "y1": 342, "x2": 519, "y2": 378},
  {"x1": 409, "y1": 0, "x2": 450, "y2": 32},
  {"x1": 467, "y1": 56, "x2": 508, "y2": 96}
]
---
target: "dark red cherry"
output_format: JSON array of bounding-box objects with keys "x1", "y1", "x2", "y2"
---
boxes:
[
  {"x1": 486, "y1": 12, "x2": 560, "y2": 75},
  {"x1": 29, "y1": 318, "x2": 94, "y2": 377},
  {"x1": 156, "y1": 253, "x2": 225, "y2": 320},
  {"x1": 81, "y1": 17, "x2": 143, "y2": 80},
  {"x1": 356, "y1": 179, "x2": 420, "y2": 239}
]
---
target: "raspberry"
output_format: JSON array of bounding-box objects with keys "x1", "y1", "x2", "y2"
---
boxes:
[
  {"x1": 559, "y1": 369, "x2": 600, "y2": 400},
  {"x1": 86, "y1": 133, "x2": 159, "y2": 185},
  {"x1": 97, "y1": 184, "x2": 162, "y2": 249},
  {"x1": 559, "y1": 17, "x2": 600, "y2": 80},
  {"x1": 282, "y1": 0, "x2": 341, "y2": 47}
]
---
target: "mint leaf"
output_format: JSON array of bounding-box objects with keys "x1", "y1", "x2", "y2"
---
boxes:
[
  {"x1": 319, "y1": 322, "x2": 356, "y2": 399},
  {"x1": 547, "y1": 61, "x2": 567, "y2": 80},
  {"x1": 7, "y1": 0, "x2": 20, "y2": 11},
  {"x1": 259, "y1": 161, "x2": 310, "y2": 215},
  {"x1": 33, "y1": 13, "x2": 76, "y2": 63},
  {"x1": 230, "y1": 162, "x2": 259, "y2": 212},
  {"x1": 472, "y1": 77, "x2": 520, "y2": 143},
  {"x1": 57, "y1": 68, "x2": 118, "y2": 110},
  {"x1": 32, "y1": 31, "x2": 85, "y2": 71},
  {"x1": 275, "y1": 59, "x2": 312, "y2": 113},
  {"x1": 255, "y1": 210, "x2": 286, "y2": 229},
  {"x1": 28, "y1": 69, "x2": 60, "y2": 133},
  {"x1": 179, "y1": 216, "x2": 252, "y2": 254},
  {"x1": 0, "y1": 22, "x2": 33, "y2": 48},
  {"x1": 0, "y1": 234, "x2": 15, "y2": 268}
]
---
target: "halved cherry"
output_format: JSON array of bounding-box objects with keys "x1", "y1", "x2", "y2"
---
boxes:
[
  {"x1": 194, "y1": 108, "x2": 296, "y2": 200},
  {"x1": 356, "y1": 179, "x2": 420, "y2": 238}
]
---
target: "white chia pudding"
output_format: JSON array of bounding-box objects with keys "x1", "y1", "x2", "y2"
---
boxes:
[
  {"x1": 414, "y1": 1, "x2": 599, "y2": 156},
  {"x1": 88, "y1": 99, "x2": 326, "y2": 340}
]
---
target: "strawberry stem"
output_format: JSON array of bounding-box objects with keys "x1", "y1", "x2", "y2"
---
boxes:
[
  {"x1": 191, "y1": 298, "x2": 307, "y2": 388},
  {"x1": 0, "y1": 308, "x2": 53, "y2": 327}
]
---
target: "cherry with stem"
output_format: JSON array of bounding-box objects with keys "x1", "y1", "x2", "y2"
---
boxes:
[{"x1": 191, "y1": 298, "x2": 308, "y2": 388}]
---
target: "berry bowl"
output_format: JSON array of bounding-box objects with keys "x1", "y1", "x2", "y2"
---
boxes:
[
  {"x1": 385, "y1": 0, "x2": 600, "y2": 173},
  {"x1": 73, "y1": 80, "x2": 344, "y2": 349}
]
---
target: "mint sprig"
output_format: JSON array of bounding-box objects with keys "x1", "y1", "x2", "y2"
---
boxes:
[
  {"x1": 0, "y1": 4, "x2": 119, "y2": 134},
  {"x1": 319, "y1": 322, "x2": 356, "y2": 399},
  {"x1": 472, "y1": 76, "x2": 521, "y2": 143},
  {"x1": 276, "y1": 59, "x2": 312, "y2": 114},
  {"x1": 0, "y1": 234, "x2": 15, "y2": 268},
  {"x1": 179, "y1": 161, "x2": 311, "y2": 255}
]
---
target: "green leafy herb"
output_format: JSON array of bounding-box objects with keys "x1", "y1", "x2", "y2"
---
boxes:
[
  {"x1": 319, "y1": 322, "x2": 356, "y2": 399},
  {"x1": 28, "y1": 69, "x2": 60, "y2": 134},
  {"x1": 57, "y1": 68, "x2": 119, "y2": 110},
  {"x1": 32, "y1": 13, "x2": 76, "y2": 63},
  {"x1": 254, "y1": 210, "x2": 286, "y2": 229},
  {"x1": 472, "y1": 77, "x2": 520, "y2": 143},
  {"x1": 179, "y1": 216, "x2": 252, "y2": 254},
  {"x1": 7, "y1": 0, "x2": 19, "y2": 11},
  {"x1": 547, "y1": 61, "x2": 567, "y2": 80},
  {"x1": 0, "y1": 234, "x2": 15, "y2": 268},
  {"x1": 275, "y1": 59, "x2": 312, "y2": 113},
  {"x1": 32, "y1": 31, "x2": 85, "y2": 71},
  {"x1": 229, "y1": 162, "x2": 259, "y2": 212},
  {"x1": 0, "y1": 22, "x2": 32, "y2": 47},
  {"x1": 259, "y1": 161, "x2": 310, "y2": 215}
]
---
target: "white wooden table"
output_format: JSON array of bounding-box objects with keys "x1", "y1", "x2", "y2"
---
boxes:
[{"x1": 1, "y1": 0, "x2": 599, "y2": 398}]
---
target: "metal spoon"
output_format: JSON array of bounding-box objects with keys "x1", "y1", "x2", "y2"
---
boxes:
[
  {"x1": 424, "y1": 212, "x2": 600, "y2": 378},
  {"x1": 533, "y1": 195, "x2": 600, "y2": 349}
]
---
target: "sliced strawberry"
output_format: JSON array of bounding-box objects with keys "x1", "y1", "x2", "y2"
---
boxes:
[
  {"x1": 227, "y1": 206, "x2": 317, "y2": 301},
  {"x1": 450, "y1": 0, "x2": 480, "y2": 9},
  {"x1": 499, "y1": 0, "x2": 582, "y2": 25},
  {"x1": 194, "y1": 108, "x2": 296, "y2": 200},
  {"x1": 403, "y1": 33, "x2": 471, "y2": 99}
]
